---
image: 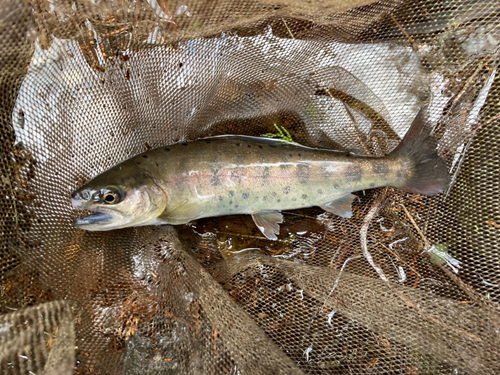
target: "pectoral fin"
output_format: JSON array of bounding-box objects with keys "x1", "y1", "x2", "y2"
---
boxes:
[
  {"x1": 251, "y1": 210, "x2": 283, "y2": 241},
  {"x1": 320, "y1": 194, "x2": 356, "y2": 218},
  {"x1": 161, "y1": 200, "x2": 204, "y2": 224}
]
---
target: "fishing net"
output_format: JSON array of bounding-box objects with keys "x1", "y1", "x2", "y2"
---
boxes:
[{"x1": 1, "y1": 0, "x2": 499, "y2": 373}]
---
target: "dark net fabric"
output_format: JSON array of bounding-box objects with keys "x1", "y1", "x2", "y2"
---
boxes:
[{"x1": 0, "y1": 0, "x2": 499, "y2": 374}]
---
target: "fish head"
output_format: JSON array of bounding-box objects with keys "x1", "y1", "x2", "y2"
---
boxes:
[{"x1": 71, "y1": 165, "x2": 167, "y2": 231}]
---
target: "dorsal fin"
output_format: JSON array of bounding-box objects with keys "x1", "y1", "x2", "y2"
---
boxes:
[{"x1": 201, "y1": 135, "x2": 297, "y2": 148}]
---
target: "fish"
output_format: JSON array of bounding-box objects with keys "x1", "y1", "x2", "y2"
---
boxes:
[{"x1": 71, "y1": 109, "x2": 451, "y2": 240}]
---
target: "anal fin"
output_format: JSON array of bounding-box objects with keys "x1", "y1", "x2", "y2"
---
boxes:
[
  {"x1": 251, "y1": 210, "x2": 283, "y2": 241},
  {"x1": 320, "y1": 194, "x2": 356, "y2": 218}
]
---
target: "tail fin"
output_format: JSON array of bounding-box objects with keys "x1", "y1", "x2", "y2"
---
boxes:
[{"x1": 389, "y1": 108, "x2": 451, "y2": 196}]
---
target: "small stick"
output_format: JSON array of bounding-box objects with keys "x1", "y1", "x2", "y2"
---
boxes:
[
  {"x1": 282, "y1": 19, "x2": 295, "y2": 40},
  {"x1": 401, "y1": 203, "x2": 492, "y2": 309},
  {"x1": 400, "y1": 204, "x2": 430, "y2": 248},
  {"x1": 450, "y1": 63, "x2": 484, "y2": 111},
  {"x1": 319, "y1": 254, "x2": 362, "y2": 314},
  {"x1": 351, "y1": 220, "x2": 422, "y2": 278},
  {"x1": 216, "y1": 231, "x2": 290, "y2": 243},
  {"x1": 399, "y1": 292, "x2": 482, "y2": 342},
  {"x1": 389, "y1": 14, "x2": 418, "y2": 52},
  {"x1": 285, "y1": 212, "x2": 318, "y2": 220},
  {"x1": 361, "y1": 196, "x2": 388, "y2": 281},
  {"x1": 342, "y1": 102, "x2": 373, "y2": 156},
  {"x1": 100, "y1": 26, "x2": 131, "y2": 38},
  {"x1": 473, "y1": 111, "x2": 500, "y2": 132}
]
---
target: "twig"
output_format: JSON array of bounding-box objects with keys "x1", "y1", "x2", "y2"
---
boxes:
[
  {"x1": 100, "y1": 26, "x2": 132, "y2": 38},
  {"x1": 400, "y1": 204, "x2": 430, "y2": 248},
  {"x1": 285, "y1": 212, "x2": 318, "y2": 220},
  {"x1": 322, "y1": 94, "x2": 373, "y2": 156},
  {"x1": 319, "y1": 254, "x2": 362, "y2": 314},
  {"x1": 389, "y1": 14, "x2": 418, "y2": 52},
  {"x1": 400, "y1": 203, "x2": 493, "y2": 310},
  {"x1": 361, "y1": 195, "x2": 388, "y2": 281},
  {"x1": 334, "y1": 237, "x2": 355, "y2": 269},
  {"x1": 351, "y1": 220, "x2": 422, "y2": 278},
  {"x1": 444, "y1": 137, "x2": 473, "y2": 199},
  {"x1": 215, "y1": 231, "x2": 290, "y2": 243},
  {"x1": 473, "y1": 111, "x2": 500, "y2": 132},
  {"x1": 281, "y1": 19, "x2": 295, "y2": 40},
  {"x1": 342, "y1": 102, "x2": 373, "y2": 156},
  {"x1": 328, "y1": 246, "x2": 342, "y2": 269},
  {"x1": 399, "y1": 292, "x2": 482, "y2": 342},
  {"x1": 450, "y1": 63, "x2": 484, "y2": 111}
]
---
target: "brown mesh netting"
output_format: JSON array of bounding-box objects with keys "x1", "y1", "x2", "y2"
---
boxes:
[{"x1": 1, "y1": 0, "x2": 499, "y2": 374}]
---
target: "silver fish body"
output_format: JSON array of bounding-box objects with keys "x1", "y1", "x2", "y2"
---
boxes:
[{"x1": 72, "y1": 110, "x2": 451, "y2": 239}]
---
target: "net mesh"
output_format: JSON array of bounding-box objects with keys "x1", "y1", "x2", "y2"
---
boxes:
[{"x1": 1, "y1": 0, "x2": 499, "y2": 374}]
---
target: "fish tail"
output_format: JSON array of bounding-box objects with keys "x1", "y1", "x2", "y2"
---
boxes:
[{"x1": 389, "y1": 108, "x2": 451, "y2": 196}]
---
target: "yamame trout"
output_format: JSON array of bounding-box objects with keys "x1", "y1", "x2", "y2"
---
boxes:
[{"x1": 72, "y1": 109, "x2": 451, "y2": 240}]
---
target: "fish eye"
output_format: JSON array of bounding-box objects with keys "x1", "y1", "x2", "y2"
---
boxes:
[
  {"x1": 103, "y1": 192, "x2": 117, "y2": 203},
  {"x1": 102, "y1": 186, "x2": 122, "y2": 204}
]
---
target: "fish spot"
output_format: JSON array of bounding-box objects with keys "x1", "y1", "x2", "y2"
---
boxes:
[
  {"x1": 397, "y1": 171, "x2": 402, "y2": 179},
  {"x1": 137, "y1": 162, "x2": 141, "y2": 165},
  {"x1": 258, "y1": 145, "x2": 263, "y2": 149},
  {"x1": 236, "y1": 143, "x2": 240, "y2": 147},
  {"x1": 372, "y1": 161, "x2": 389, "y2": 176},
  {"x1": 181, "y1": 142, "x2": 188, "y2": 146},
  {"x1": 345, "y1": 165, "x2": 363, "y2": 182},
  {"x1": 298, "y1": 153, "x2": 302, "y2": 157},
  {"x1": 205, "y1": 140, "x2": 211, "y2": 144},
  {"x1": 235, "y1": 204, "x2": 239, "y2": 208},
  {"x1": 219, "y1": 196, "x2": 223, "y2": 201},
  {"x1": 247, "y1": 144, "x2": 251, "y2": 148},
  {"x1": 229, "y1": 200, "x2": 233, "y2": 205},
  {"x1": 165, "y1": 148, "x2": 170, "y2": 152},
  {"x1": 242, "y1": 192, "x2": 249, "y2": 199},
  {"x1": 292, "y1": 197, "x2": 297, "y2": 202},
  {"x1": 302, "y1": 194, "x2": 308, "y2": 199},
  {"x1": 211, "y1": 176, "x2": 222, "y2": 186},
  {"x1": 277, "y1": 199, "x2": 281, "y2": 202},
  {"x1": 296, "y1": 164, "x2": 310, "y2": 184},
  {"x1": 334, "y1": 184, "x2": 339, "y2": 189},
  {"x1": 289, "y1": 154, "x2": 293, "y2": 157},
  {"x1": 321, "y1": 163, "x2": 335, "y2": 179},
  {"x1": 283, "y1": 186, "x2": 291, "y2": 194},
  {"x1": 263, "y1": 166, "x2": 271, "y2": 179},
  {"x1": 317, "y1": 189, "x2": 323, "y2": 194},
  {"x1": 229, "y1": 190, "x2": 235, "y2": 197},
  {"x1": 155, "y1": 162, "x2": 159, "y2": 167},
  {"x1": 272, "y1": 192, "x2": 277, "y2": 197},
  {"x1": 210, "y1": 161, "x2": 222, "y2": 174},
  {"x1": 263, "y1": 196, "x2": 268, "y2": 201},
  {"x1": 142, "y1": 155, "x2": 148, "y2": 158},
  {"x1": 370, "y1": 183, "x2": 375, "y2": 188}
]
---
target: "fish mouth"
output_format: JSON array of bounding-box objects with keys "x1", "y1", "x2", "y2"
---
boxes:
[{"x1": 74, "y1": 211, "x2": 115, "y2": 228}]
